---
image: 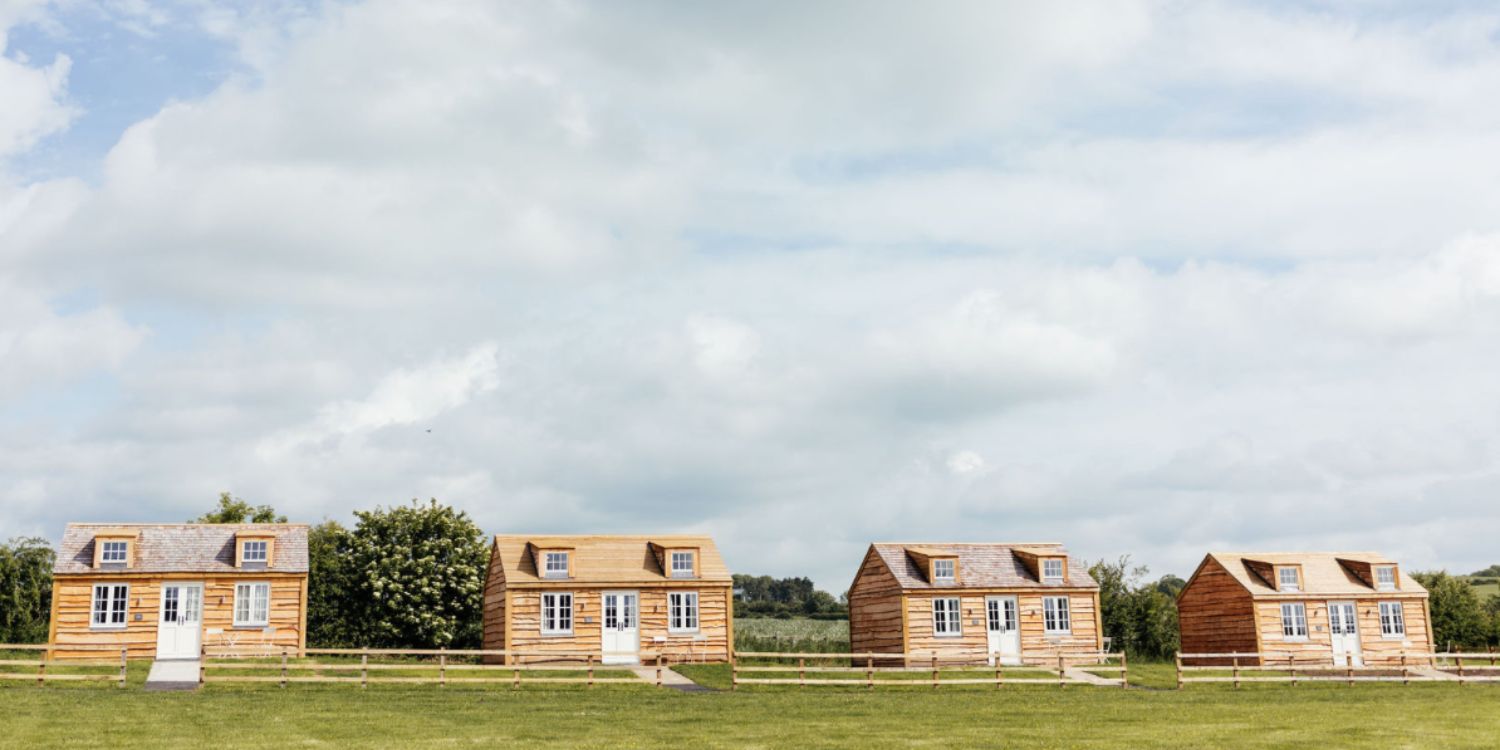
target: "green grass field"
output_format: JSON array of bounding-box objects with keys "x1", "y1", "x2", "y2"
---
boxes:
[{"x1": 4, "y1": 666, "x2": 1500, "y2": 748}]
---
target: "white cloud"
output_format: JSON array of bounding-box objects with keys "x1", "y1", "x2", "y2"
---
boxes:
[
  {"x1": 0, "y1": 2, "x2": 74, "y2": 160},
  {"x1": 0, "y1": 277, "x2": 147, "y2": 399}
]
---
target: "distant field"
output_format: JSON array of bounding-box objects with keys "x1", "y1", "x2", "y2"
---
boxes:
[
  {"x1": 735, "y1": 617, "x2": 848, "y2": 653},
  {"x1": 1462, "y1": 577, "x2": 1500, "y2": 601}
]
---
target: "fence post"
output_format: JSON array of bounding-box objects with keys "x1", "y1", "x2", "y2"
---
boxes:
[
  {"x1": 1120, "y1": 650, "x2": 1128, "y2": 689},
  {"x1": 587, "y1": 654, "x2": 594, "y2": 688},
  {"x1": 360, "y1": 648, "x2": 368, "y2": 689},
  {"x1": 932, "y1": 653, "x2": 939, "y2": 690},
  {"x1": 1401, "y1": 652, "x2": 1408, "y2": 686},
  {"x1": 1346, "y1": 661, "x2": 1354, "y2": 687},
  {"x1": 731, "y1": 652, "x2": 738, "y2": 692},
  {"x1": 199, "y1": 643, "x2": 206, "y2": 686},
  {"x1": 37, "y1": 654, "x2": 45, "y2": 687},
  {"x1": 1175, "y1": 653, "x2": 1182, "y2": 690},
  {"x1": 799, "y1": 657, "x2": 806, "y2": 688},
  {"x1": 1233, "y1": 656, "x2": 1239, "y2": 689},
  {"x1": 656, "y1": 654, "x2": 663, "y2": 688},
  {"x1": 868, "y1": 655, "x2": 875, "y2": 690},
  {"x1": 1457, "y1": 655, "x2": 1465, "y2": 686},
  {"x1": 280, "y1": 648, "x2": 288, "y2": 689},
  {"x1": 439, "y1": 647, "x2": 446, "y2": 688},
  {"x1": 1057, "y1": 653, "x2": 1065, "y2": 688},
  {"x1": 513, "y1": 663, "x2": 520, "y2": 690},
  {"x1": 1288, "y1": 654, "x2": 1296, "y2": 687},
  {"x1": 994, "y1": 658, "x2": 1002, "y2": 690},
  {"x1": 119, "y1": 648, "x2": 127, "y2": 689}
]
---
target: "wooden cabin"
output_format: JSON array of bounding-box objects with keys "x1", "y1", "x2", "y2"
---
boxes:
[
  {"x1": 1177, "y1": 552, "x2": 1433, "y2": 666},
  {"x1": 482, "y1": 534, "x2": 733, "y2": 665},
  {"x1": 848, "y1": 543, "x2": 1102, "y2": 666},
  {"x1": 48, "y1": 523, "x2": 309, "y2": 660}
]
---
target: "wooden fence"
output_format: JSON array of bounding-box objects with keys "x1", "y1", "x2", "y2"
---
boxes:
[
  {"x1": 731, "y1": 650, "x2": 1127, "y2": 690},
  {"x1": 201, "y1": 647, "x2": 663, "y2": 688},
  {"x1": 1176, "y1": 651, "x2": 1500, "y2": 687},
  {"x1": 0, "y1": 644, "x2": 127, "y2": 687}
]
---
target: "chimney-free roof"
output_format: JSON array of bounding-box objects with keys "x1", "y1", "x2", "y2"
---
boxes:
[{"x1": 54, "y1": 523, "x2": 309, "y2": 575}]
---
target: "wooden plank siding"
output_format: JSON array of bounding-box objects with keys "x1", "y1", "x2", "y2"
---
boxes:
[
  {"x1": 903, "y1": 591, "x2": 1101, "y2": 666},
  {"x1": 1251, "y1": 597, "x2": 1432, "y2": 664},
  {"x1": 498, "y1": 587, "x2": 732, "y2": 664},
  {"x1": 1178, "y1": 556, "x2": 1260, "y2": 665},
  {"x1": 848, "y1": 547, "x2": 904, "y2": 662},
  {"x1": 50, "y1": 573, "x2": 306, "y2": 660}
]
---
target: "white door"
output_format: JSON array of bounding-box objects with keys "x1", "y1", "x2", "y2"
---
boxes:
[
  {"x1": 985, "y1": 596, "x2": 1021, "y2": 666},
  {"x1": 1327, "y1": 601, "x2": 1363, "y2": 667},
  {"x1": 601, "y1": 591, "x2": 640, "y2": 665},
  {"x1": 156, "y1": 582, "x2": 203, "y2": 659}
]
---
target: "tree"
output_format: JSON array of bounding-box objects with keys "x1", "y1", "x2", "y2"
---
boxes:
[
  {"x1": 1412, "y1": 571, "x2": 1489, "y2": 650},
  {"x1": 194, "y1": 492, "x2": 286, "y2": 523},
  {"x1": 1088, "y1": 556, "x2": 1179, "y2": 660},
  {"x1": 1469, "y1": 564, "x2": 1500, "y2": 577},
  {"x1": 338, "y1": 499, "x2": 488, "y2": 648},
  {"x1": 0, "y1": 537, "x2": 55, "y2": 643},
  {"x1": 305, "y1": 520, "x2": 355, "y2": 647}
]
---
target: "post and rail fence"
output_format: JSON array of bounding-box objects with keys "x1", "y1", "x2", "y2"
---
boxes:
[
  {"x1": 1176, "y1": 651, "x2": 1500, "y2": 687},
  {"x1": 199, "y1": 646, "x2": 659, "y2": 688},
  {"x1": 0, "y1": 644, "x2": 128, "y2": 687},
  {"x1": 730, "y1": 649, "x2": 1126, "y2": 690}
]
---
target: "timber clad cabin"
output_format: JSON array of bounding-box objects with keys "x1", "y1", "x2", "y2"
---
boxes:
[
  {"x1": 482, "y1": 535, "x2": 733, "y2": 665},
  {"x1": 48, "y1": 524, "x2": 309, "y2": 660},
  {"x1": 848, "y1": 543, "x2": 1102, "y2": 667},
  {"x1": 1177, "y1": 552, "x2": 1433, "y2": 666}
]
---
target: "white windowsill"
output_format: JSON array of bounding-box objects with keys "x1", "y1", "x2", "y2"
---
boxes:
[
  {"x1": 1283, "y1": 636, "x2": 1309, "y2": 642},
  {"x1": 89, "y1": 625, "x2": 128, "y2": 632}
]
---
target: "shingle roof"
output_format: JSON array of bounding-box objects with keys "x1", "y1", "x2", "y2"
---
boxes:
[
  {"x1": 1205, "y1": 552, "x2": 1426, "y2": 597},
  {"x1": 870, "y1": 543, "x2": 1097, "y2": 590},
  {"x1": 493, "y1": 534, "x2": 732, "y2": 585},
  {"x1": 54, "y1": 524, "x2": 309, "y2": 574}
]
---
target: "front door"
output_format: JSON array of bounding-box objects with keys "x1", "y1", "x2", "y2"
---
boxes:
[
  {"x1": 156, "y1": 582, "x2": 203, "y2": 659},
  {"x1": 1328, "y1": 601, "x2": 1363, "y2": 667},
  {"x1": 985, "y1": 596, "x2": 1021, "y2": 666},
  {"x1": 601, "y1": 590, "x2": 640, "y2": 665}
]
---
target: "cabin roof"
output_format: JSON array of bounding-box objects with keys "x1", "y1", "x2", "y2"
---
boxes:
[
  {"x1": 869, "y1": 543, "x2": 1097, "y2": 590},
  {"x1": 1205, "y1": 551, "x2": 1426, "y2": 597},
  {"x1": 53, "y1": 523, "x2": 309, "y2": 574},
  {"x1": 492, "y1": 534, "x2": 732, "y2": 585}
]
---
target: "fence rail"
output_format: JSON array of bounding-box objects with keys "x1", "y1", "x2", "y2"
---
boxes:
[
  {"x1": 1176, "y1": 651, "x2": 1500, "y2": 688},
  {"x1": 0, "y1": 644, "x2": 127, "y2": 687},
  {"x1": 200, "y1": 647, "x2": 668, "y2": 688},
  {"x1": 731, "y1": 650, "x2": 1126, "y2": 690}
]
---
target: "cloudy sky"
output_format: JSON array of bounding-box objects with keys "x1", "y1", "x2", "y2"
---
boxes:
[{"x1": 3, "y1": 1, "x2": 1499, "y2": 591}]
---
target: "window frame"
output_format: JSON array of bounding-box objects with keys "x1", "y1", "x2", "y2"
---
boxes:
[
  {"x1": 931, "y1": 597, "x2": 962, "y2": 637},
  {"x1": 1280, "y1": 602, "x2": 1309, "y2": 640},
  {"x1": 1375, "y1": 566, "x2": 1397, "y2": 591},
  {"x1": 1378, "y1": 601, "x2": 1407, "y2": 638},
  {"x1": 241, "y1": 540, "x2": 268, "y2": 564},
  {"x1": 90, "y1": 583, "x2": 130, "y2": 630},
  {"x1": 932, "y1": 558, "x2": 956, "y2": 585},
  {"x1": 540, "y1": 592, "x2": 574, "y2": 635},
  {"x1": 542, "y1": 551, "x2": 570, "y2": 579},
  {"x1": 1042, "y1": 558, "x2": 1065, "y2": 583},
  {"x1": 99, "y1": 541, "x2": 129, "y2": 564},
  {"x1": 233, "y1": 581, "x2": 271, "y2": 627},
  {"x1": 668, "y1": 591, "x2": 700, "y2": 633},
  {"x1": 1277, "y1": 566, "x2": 1301, "y2": 592},
  {"x1": 670, "y1": 551, "x2": 696, "y2": 579},
  {"x1": 1043, "y1": 596, "x2": 1071, "y2": 635}
]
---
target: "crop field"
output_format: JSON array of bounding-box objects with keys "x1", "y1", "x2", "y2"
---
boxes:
[
  {"x1": 734, "y1": 617, "x2": 849, "y2": 653},
  {"x1": 4, "y1": 668, "x2": 1500, "y2": 749}
]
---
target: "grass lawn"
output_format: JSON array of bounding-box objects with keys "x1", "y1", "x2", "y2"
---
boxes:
[{"x1": 4, "y1": 666, "x2": 1500, "y2": 749}]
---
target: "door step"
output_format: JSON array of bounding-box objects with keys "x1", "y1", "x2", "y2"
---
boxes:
[{"x1": 145, "y1": 659, "x2": 201, "y2": 691}]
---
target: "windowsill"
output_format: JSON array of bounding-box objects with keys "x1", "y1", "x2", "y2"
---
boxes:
[
  {"x1": 231, "y1": 624, "x2": 270, "y2": 630},
  {"x1": 1283, "y1": 636, "x2": 1309, "y2": 642},
  {"x1": 933, "y1": 633, "x2": 964, "y2": 639},
  {"x1": 89, "y1": 625, "x2": 128, "y2": 632},
  {"x1": 667, "y1": 630, "x2": 701, "y2": 636},
  {"x1": 540, "y1": 632, "x2": 574, "y2": 638}
]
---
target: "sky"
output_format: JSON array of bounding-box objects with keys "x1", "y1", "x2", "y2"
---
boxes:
[{"x1": 3, "y1": 0, "x2": 1500, "y2": 593}]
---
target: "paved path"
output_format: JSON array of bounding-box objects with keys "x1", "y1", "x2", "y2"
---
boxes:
[
  {"x1": 145, "y1": 659, "x2": 200, "y2": 691},
  {"x1": 1062, "y1": 666, "x2": 1121, "y2": 687},
  {"x1": 630, "y1": 666, "x2": 715, "y2": 692}
]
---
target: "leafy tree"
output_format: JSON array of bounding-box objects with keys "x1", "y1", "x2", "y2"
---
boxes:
[
  {"x1": 732, "y1": 574, "x2": 846, "y2": 618},
  {"x1": 1152, "y1": 574, "x2": 1187, "y2": 598},
  {"x1": 305, "y1": 520, "x2": 355, "y2": 647},
  {"x1": 338, "y1": 499, "x2": 488, "y2": 648},
  {"x1": 0, "y1": 537, "x2": 55, "y2": 643},
  {"x1": 1412, "y1": 571, "x2": 1490, "y2": 650},
  {"x1": 1469, "y1": 564, "x2": 1500, "y2": 577},
  {"x1": 194, "y1": 492, "x2": 286, "y2": 523},
  {"x1": 1089, "y1": 556, "x2": 1179, "y2": 660}
]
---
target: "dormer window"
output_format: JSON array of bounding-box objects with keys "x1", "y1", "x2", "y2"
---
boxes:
[
  {"x1": 1375, "y1": 566, "x2": 1397, "y2": 590},
  {"x1": 670, "y1": 551, "x2": 696, "y2": 578},
  {"x1": 1277, "y1": 566, "x2": 1300, "y2": 592},
  {"x1": 932, "y1": 558, "x2": 956, "y2": 585},
  {"x1": 1043, "y1": 559, "x2": 1065, "y2": 583},
  {"x1": 543, "y1": 551, "x2": 570, "y2": 579},
  {"x1": 242, "y1": 540, "x2": 268, "y2": 564},
  {"x1": 100, "y1": 541, "x2": 128, "y2": 564}
]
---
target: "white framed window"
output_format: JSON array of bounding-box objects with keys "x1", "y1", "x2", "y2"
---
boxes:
[
  {"x1": 543, "y1": 551, "x2": 570, "y2": 579},
  {"x1": 1280, "y1": 602, "x2": 1308, "y2": 639},
  {"x1": 90, "y1": 583, "x2": 129, "y2": 629},
  {"x1": 1375, "y1": 566, "x2": 1397, "y2": 591},
  {"x1": 1379, "y1": 602, "x2": 1406, "y2": 637},
  {"x1": 932, "y1": 597, "x2": 962, "y2": 636},
  {"x1": 670, "y1": 551, "x2": 696, "y2": 578},
  {"x1": 932, "y1": 559, "x2": 956, "y2": 585},
  {"x1": 1043, "y1": 559, "x2": 1065, "y2": 582},
  {"x1": 99, "y1": 541, "x2": 128, "y2": 564},
  {"x1": 233, "y1": 582, "x2": 270, "y2": 627},
  {"x1": 242, "y1": 540, "x2": 268, "y2": 564},
  {"x1": 669, "y1": 591, "x2": 699, "y2": 632},
  {"x1": 1277, "y1": 567, "x2": 1300, "y2": 592},
  {"x1": 1043, "y1": 596, "x2": 1071, "y2": 634},
  {"x1": 541, "y1": 593, "x2": 573, "y2": 634}
]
